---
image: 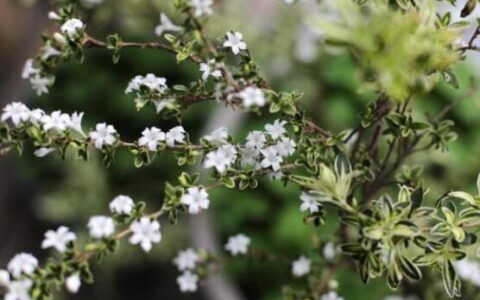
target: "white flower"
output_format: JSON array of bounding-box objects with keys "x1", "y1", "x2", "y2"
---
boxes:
[
  {"x1": 87, "y1": 216, "x2": 115, "y2": 239},
  {"x1": 300, "y1": 192, "x2": 319, "y2": 214},
  {"x1": 165, "y1": 126, "x2": 186, "y2": 147},
  {"x1": 61, "y1": 18, "x2": 84, "y2": 39},
  {"x1": 203, "y1": 144, "x2": 237, "y2": 173},
  {"x1": 89, "y1": 123, "x2": 117, "y2": 149},
  {"x1": 129, "y1": 217, "x2": 162, "y2": 252},
  {"x1": 199, "y1": 60, "x2": 222, "y2": 80},
  {"x1": 181, "y1": 187, "x2": 210, "y2": 214},
  {"x1": 41, "y1": 226, "x2": 76, "y2": 253},
  {"x1": 5, "y1": 279, "x2": 32, "y2": 300},
  {"x1": 41, "y1": 44, "x2": 61, "y2": 60},
  {"x1": 173, "y1": 249, "x2": 199, "y2": 271},
  {"x1": 246, "y1": 131, "x2": 266, "y2": 149},
  {"x1": 203, "y1": 149, "x2": 231, "y2": 173},
  {"x1": 32, "y1": 149, "x2": 56, "y2": 163},
  {"x1": 0, "y1": 270, "x2": 10, "y2": 286},
  {"x1": 155, "y1": 13, "x2": 182, "y2": 36},
  {"x1": 292, "y1": 256, "x2": 311, "y2": 277},
  {"x1": 109, "y1": 195, "x2": 135, "y2": 215},
  {"x1": 239, "y1": 87, "x2": 265, "y2": 108},
  {"x1": 21, "y1": 59, "x2": 39, "y2": 79},
  {"x1": 189, "y1": 0, "x2": 213, "y2": 17},
  {"x1": 139, "y1": 127, "x2": 166, "y2": 151},
  {"x1": 2, "y1": 102, "x2": 30, "y2": 126},
  {"x1": 69, "y1": 112, "x2": 85, "y2": 135},
  {"x1": 176, "y1": 271, "x2": 198, "y2": 293},
  {"x1": 454, "y1": 259, "x2": 480, "y2": 286},
  {"x1": 265, "y1": 119, "x2": 287, "y2": 140},
  {"x1": 321, "y1": 291, "x2": 344, "y2": 300},
  {"x1": 239, "y1": 146, "x2": 260, "y2": 167},
  {"x1": 223, "y1": 31, "x2": 247, "y2": 55},
  {"x1": 153, "y1": 98, "x2": 175, "y2": 114},
  {"x1": 41, "y1": 111, "x2": 71, "y2": 132},
  {"x1": 204, "y1": 127, "x2": 229, "y2": 146},
  {"x1": 30, "y1": 75, "x2": 50, "y2": 96},
  {"x1": 65, "y1": 273, "x2": 81, "y2": 294},
  {"x1": 48, "y1": 11, "x2": 61, "y2": 20},
  {"x1": 125, "y1": 76, "x2": 143, "y2": 94},
  {"x1": 218, "y1": 144, "x2": 237, "y2": 164},
  {"x1": 28, "y1": 108, "x2": 45, "y2": 125},
  {"x1": 125, "y1": 74, "x2": 167, "y2": 94},
  {"x1": 323, "y1": 242, "x2": 336, "y2": 261},
  {"x1": 275, "y1": 137, "x2": 296, "y2": 157},
  {"x1": 225, "y1": 234, "x2": 250, "y2": 256},
  {"x1": 142, "y1": 74, "x2": 167, "y2": 93},
  {"x1": 7, "y1": 253, "x2": 38, "y2": 278},
  {"x1": 260, "y1": 146, "x2": 283, "y2": 171}
]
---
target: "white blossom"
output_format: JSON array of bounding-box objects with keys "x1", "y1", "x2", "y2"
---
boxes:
[
  {"x1": 129, "y1": 217, "x2": 162, "y2": 252},
  {"x1": 300, "y1": 192, "x2": 319, "y2": 214},
  {"x1": 177, "y1": 271, "x2": 198, "y2": 293},
  {"x1": 225, "y1": 234, "x2": 250, "y2": 256},
  {"x1": 292, "y1": 256, "x2": 311, "y2": 277},
  {"x1": 41, "y1": 44, "x2": 61, "y2": 60},
  {"x1": 41, "y1": 111, "x2": 71, "y2": 132},
  {"x1": 155, "y1": 13, "x2": 182, "y2": 36},
  {"x1": 173, "y1": 249, "x2": 199, "y2": 271},
  {"x1": 5, "y1": 279, "x2": 32, "y2": 300},
  {"x1": 323, "y1": 242, "x2": 336, "y2": 261},
  {"x1": 0, "y1": 270, "x2": 10, "y2": 286},
  {"x1": 139, "y1": 127, "x2": 166, "y2": 151},
  {"x1": 2, "y1": 102, "x2": 30, "y2": 126},
  {"x1": 275, "y1": 137, "x2": 296, "y2": 157},
  {"x1": 48, "y1": 11, "x2": 61, "y2": 20},
  {"x1": 265, "y1": 119, "x2": 287, "y2": 140},
  {"x1": 153, "y1": 98, "x2": 175, "y2": 114},
  {"x1": 61, "y1": 18, "x2": 84, "y2": 39},
  {"x1": 260, "y1": 146, "x2": 283, "y2": 171},
  {"x1": 69, "y1": 112, "x2": 85, "y2": 135},
  {"x1": 223, "y1": 31, "x2": 247, "y2": 55},
  {"x1": 239, "y1": 146, "x2": 259, "y2": 167},
  {"x1": 89, "y1": 123, "x2": 117, "y2": 149},
  {"x1": 165, "y1": 126, "x2": 186, "y2": 147},
  {"x1": 30, "y1": 75, "x2": 50, "y2": 96},
  {"x1": 203, "y1": 144, "x2": 237, "y2": 173},
  {"x1": 321, "y1": 291, "x2": 344, "y2": 300},
  {"x1": 239, "y1": 87, "x2": 265, "y2": 108},
  {"x1": 181, "y1": 187, "x2": 210, "y2": 214},
  {"x1": 203, "y1": 149, "x2": 231, "y2": 173},
  {"x1": 189, "y1": 0, "x2": 213, "y2": 17},
  {"x1": 199, "y1": 60, "x2": 222, "y2": 80},
  {"x1": 246, "y1": 131, "x2": 266, "y2": 149},
  {"x1": 87, "y1": 216, "x2": 115, "y2": 239},
  {"x1": 7, "y1": 253, "x2": 38, "y2": 278},
  {"x1": 28, "y1": 108, "x2": 45, "y2": 125},
  {"x1": 126, "y1": 74, "x2": 167, "y2": 94},
  {"x1": 109, "y1": 195, "x2": 135, "y2": 215},
  {"x1": 65, "y1": 273, "x2": 81, "y2": 294},
  {"x1": 34, "y1": 147, "x2": 54, "y2": 158},
  {"x1": 22, "y1": 59, "x2": 39, "y2": 79},
  {"x1": 204, "y1": 127, "x2": 229, "y2": 146},
  {"x1": 41, "y1": 226, "x2": 76, "y2": 253}
]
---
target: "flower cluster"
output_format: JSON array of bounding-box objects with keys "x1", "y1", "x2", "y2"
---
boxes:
[{"x1": 202, "y1": 119, "x2": 296, "y2": 176}]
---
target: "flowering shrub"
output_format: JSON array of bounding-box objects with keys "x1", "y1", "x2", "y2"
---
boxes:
[{"x1": 3, "y1": 0, "x2": 480, "y2": 299}]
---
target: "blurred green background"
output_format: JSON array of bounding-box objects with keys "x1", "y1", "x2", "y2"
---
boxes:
[{"x1": 2, "y1": 0, "x2": 480, "y2": 299}]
